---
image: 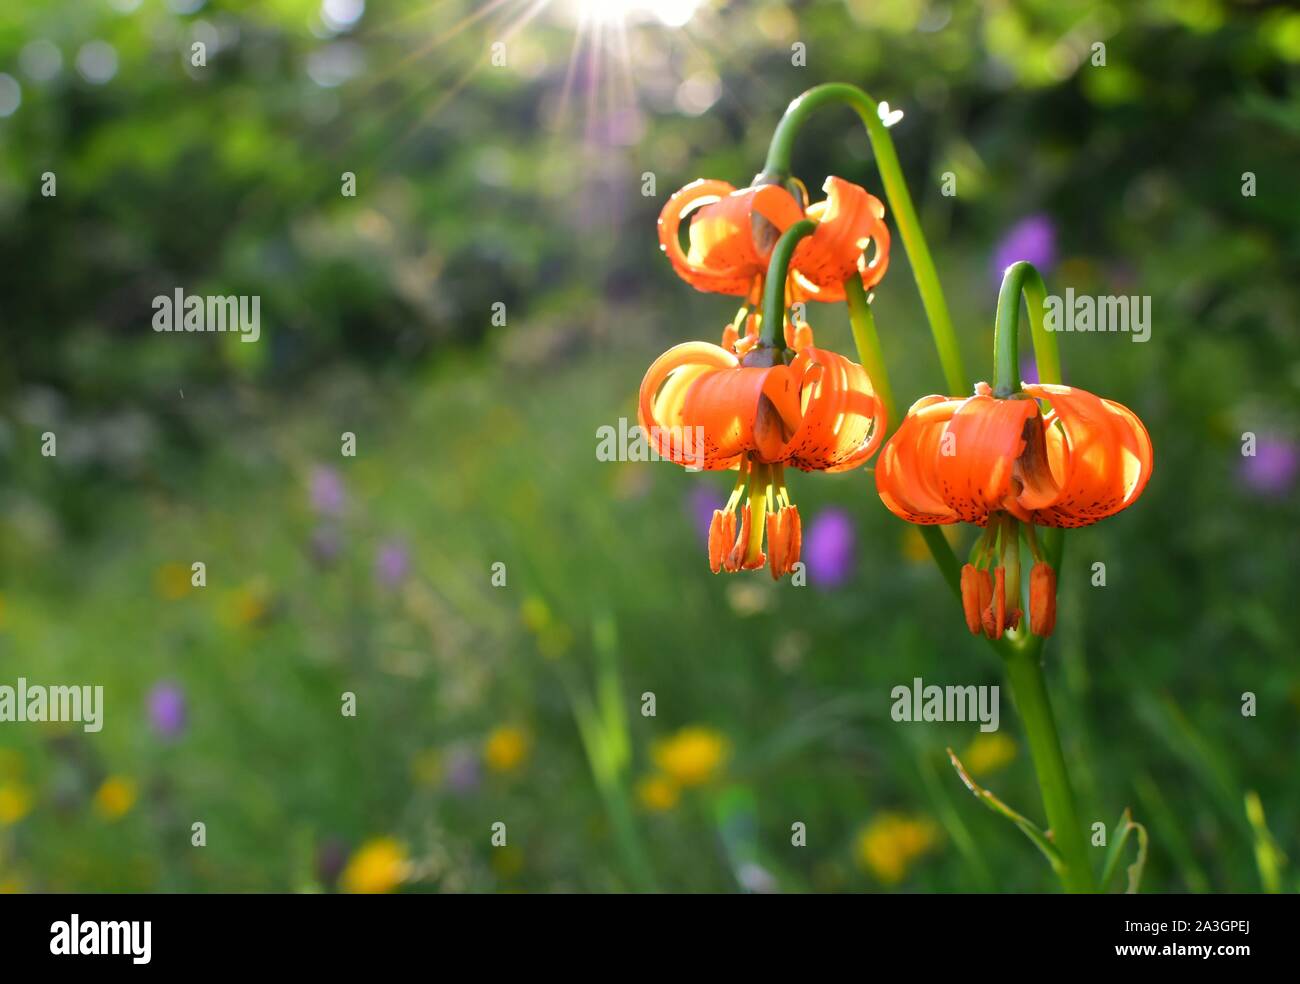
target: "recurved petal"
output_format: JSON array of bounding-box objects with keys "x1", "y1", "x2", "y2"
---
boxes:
[
  {"x1": 658, "y1": 180, "x2": 803, "y2": 296},
  {"x1": 933, "y1": 392, "x2": 1039, "y2": 525},
  {"x1": 658, "y1": 180, "x2": 738, "y2": 292},
  {"x1": 638, "y1": 341, "x2": 739, "y2": 469},
  {"x1": 679, "y1": 362, "x2": 802, "y2": 466},
  {"x1": 790, "y1": 177, "x2": 891, "y2": 303},
  {"x1": 1021, "y1": 383, "x2": 1154, "y2": 527},
  {"x1": 782, "y1": 347, "x2": 886, "y2": 472},
  {"x1": 875, "y1": 395, "x2": 963, "y2": 524}
]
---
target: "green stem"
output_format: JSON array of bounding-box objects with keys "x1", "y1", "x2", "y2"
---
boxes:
[
  {"x1": 761, "y1": 83, "x2": 967, "y2": 394},
  {"x1": 843, "y1": 276, "x2": 896, "y2": 424},
  {"x1": 992, "y1": 260, "x2": 1064, "y2": 570},
  {"x1": 993, "y1": 260, "x2": 1058, "y2": 397},
  {"x1": 1003, "y1": 641, "x2": 1095, "y2": 892},
  {"x1": 913, "y1": 528, "x2": 1087, "y2": 891},
  {"x1": 844, "y1": 292, "x2": 1088, "y2": 892},
  {"x1": 919, "y1": 526, "x2": 961, "y2": 597},
  {"x1": 760, "y1": 219, "x2": 817, "y2": 348},
  {"x1": 832, "y1": 173, "x2": 1087, "y2": 894},
  {"x1": 773, "y1": 89, "x2": 1089, "y2": 893}
]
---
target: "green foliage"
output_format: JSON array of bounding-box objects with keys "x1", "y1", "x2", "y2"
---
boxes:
[{"x1": 0, "y1": 0, "x2": 1297, "y2": 892}]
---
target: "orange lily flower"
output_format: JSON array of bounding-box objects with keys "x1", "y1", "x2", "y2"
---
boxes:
[
  {"x1": 639, "y1": 331, "x2": 886, "y2": 579},
  {"x1": 876, "y1": 381, "x2": 1153, "y2": 637},
  {"x1": 791, "y1": 176, "x2": 890, "y2": 302},
  {"x1": 658, "y1": 176, "x2": 890, "y2": 300}
]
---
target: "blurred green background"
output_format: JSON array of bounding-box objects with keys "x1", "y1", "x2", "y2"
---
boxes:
[{"x1": 0, "y1": 0, "x2": 1297, "y2": 893}]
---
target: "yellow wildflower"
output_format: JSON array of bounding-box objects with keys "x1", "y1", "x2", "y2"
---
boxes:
[
  {"x1": 484, "y1": 726, "x2": 530, "y2": 773},
  {"x1": 93, "y1": 776, "x2": 137, "y2": 821},
  {"x1": 856, "y1": 812, "x2": 940, "y2": 885},
  {"x1": 0, "y1": 782, "x2": 33, "y2": 825},
  {"x1": 652, "y1": 726, "x2": 728, "y2": 787},
  {"x1": 153, "y1": 563, "x2": 192, "y2": 600},
  {"x1": 961, "y1": 733, "x2": 1017, "y2": 776},
  {"x1": 340, "y1": 838, "x2": 408, "y2": 894},
  {"x1": 636, "y1": 773, "x2": 680, "y2": 812}
]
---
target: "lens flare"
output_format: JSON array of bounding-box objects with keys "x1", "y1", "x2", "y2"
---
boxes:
[{"x1": 569, "y1": 0, "x2": 698, "y2": 27}]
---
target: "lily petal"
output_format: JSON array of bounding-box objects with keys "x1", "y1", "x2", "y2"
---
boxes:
[
  {"x1": 1021, "y1": 383, "x2": 1153, "y2": 527},
  {"x1": 638, "y1": 341, "x2": 740, "y2": 469},
  {"x1": 933, "y1": 392, "x2": 1039, "y2": 524},
  {"x1": 784, "y1": 346, "x2": 886, "y2": 472},
  {"x1": 791, "y1": 177, "x2": 891, "y2": 303},
  {"x1": 875, "y1": 395, "x2": 963, "y2": 524},
  {"x1": 658, "y1": 180, "x2": 803, "y2": 295}
]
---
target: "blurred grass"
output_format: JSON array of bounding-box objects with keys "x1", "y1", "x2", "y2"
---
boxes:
[{"x1": 1, "y1": 0, "x2": 1298, "y2": 892}]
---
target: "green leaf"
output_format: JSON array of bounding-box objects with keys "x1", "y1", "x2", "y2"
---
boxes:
[
  {"x1": 946, "y1": 748, "x2": 1065, "y2": 875},
  {"x1": 1100, "y1": 808, "x2": 1150, "y2": 894}
]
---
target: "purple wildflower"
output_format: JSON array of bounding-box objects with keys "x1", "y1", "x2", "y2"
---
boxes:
[
  {"x1": 375, "y1": 539, "x2": 410, "y2": 588},
  {"x1": 992, "y1": 214, "x2": 1056, "y2": 284},
  {"x1": 687, "y1": 484, "x2": 722, "y2": 542},
  {"x1": 804, "y1": 508, "x2": 857, "y2": 588},
  {"x1": 1239, "y1": 436, "x2": 1298, "y2": 496},
  {"x1": 310, "y1": 466, "x2": 346, "y2": 517},
  {"x1": 147, "y1": 681, "x2": 187, "y2": 739}
]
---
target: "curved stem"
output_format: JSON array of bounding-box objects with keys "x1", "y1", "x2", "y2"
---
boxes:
[
  {"x1": 762, "y1": 83, "x2": 967, "y2": 394},
  {"x1": 760, "y1": 219, "x2": 817, "y2": 348},
  {"x1": 992, "y1": 260, "x2": 1064, "y2": 569},
  {"x1": 843, "y1": 276, "x2": 895, "y2": 424},
  {"x1": 993, "y1": 260, "x2": 1059, "y2": 397}
]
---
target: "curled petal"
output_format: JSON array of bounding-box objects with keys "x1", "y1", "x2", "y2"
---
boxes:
[
  {"x1": 681, "y1": 362, "x2": 802, "y2": 465},
  {"x1": 1021, "y1": 384, "x2": 1154, "y2": 527},
  {"x1": 783, "y1": 346, "x2": 886, "y2": 472},
  {"x1": 791, "y1": 177, "x2": 891, "y2": 302},
  {"x1": 658, "y1": 180, "x2": 803, "y2": 295},
  {"x1": 933, "y1": 392, "x2": 1039, "y2": 524},
  {"x1": 638, "y1": 341, "x2": 740, "y2": 469},
  {"x1": 875, "y1": 395, "x2": 962, "y2": 524},
  {"x1": 657, "y1": 179, "x2": 737, "y2": 293}
]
